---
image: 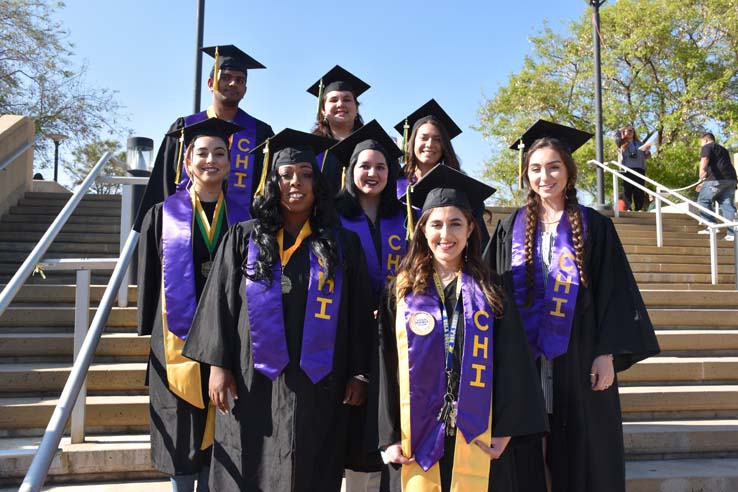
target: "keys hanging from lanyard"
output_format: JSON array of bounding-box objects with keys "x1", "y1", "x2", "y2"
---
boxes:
[{"x1": 432, "y1": 270, "x2": 462, "y2": 372}]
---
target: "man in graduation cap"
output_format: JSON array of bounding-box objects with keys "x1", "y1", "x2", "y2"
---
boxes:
[
  {"x1": 182, "y1": 128, "x2": 375, "y2": 492},
  {"x1": 133, "y1": 44, "x2": 274, "y2": 230}
]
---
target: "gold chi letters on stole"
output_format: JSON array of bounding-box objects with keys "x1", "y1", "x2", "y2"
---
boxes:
[{"x1": 395, "y1": 297, "x2": 493, "y2": 492}]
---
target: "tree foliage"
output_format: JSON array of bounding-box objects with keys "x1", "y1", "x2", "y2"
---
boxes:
[
  {"x1": 477, "y1": 0, "x2": 738, "y2": 205},
  {"x1": 63, "y1": 139, "x2": 128, "y2": 194},
  {"x1": 0, "y1": 0, "x2": 126, "y2": 167}
]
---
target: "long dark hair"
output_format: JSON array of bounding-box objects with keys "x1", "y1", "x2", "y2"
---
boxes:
[
  {"x1": 404, "y1": 119, "x2": 460, "y2": 180},
  {"x1": 521, "y1": 137, "x2": 588, "y2": 305},
  {"x1": 394, "y1": 206, "x2": 503, "y2": 316},
  {"x1": 247, "y1": 161, "x2": 341, "y2": 284},
  {"x1": 335, "y1": 146, "x2": 402, "y2": 219},
  {"x1": 311, "y1": 90, "x2": 364, "y2": 139}
]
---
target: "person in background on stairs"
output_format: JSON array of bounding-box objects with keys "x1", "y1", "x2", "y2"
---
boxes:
[
  {"x1": 137, "y1": 118, "x2": 242, "y2": 492},
  {"x1": 614, "y1": 125, "x2": 651, "y2": 212},
  {"x1": 182, "y1": 129, "x2": 375, "y2": 492},
  {"x1": 486, "y1": 120, "x2": 660, "y2": 492},
  {"x1": 132, "y1": 44, "x2": 274, "y2": 232},
  {"x1": 696, "y1": 132, "x2": 736, "y2": 241}
]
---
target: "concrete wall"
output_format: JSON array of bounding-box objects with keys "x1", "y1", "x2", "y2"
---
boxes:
[{"x1": 0, "y1": 115, "x2": 35, "y2": 219}]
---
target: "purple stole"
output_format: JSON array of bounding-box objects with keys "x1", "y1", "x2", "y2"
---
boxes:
[
  {"x1": 400, "y1": 272, "x2": 494, "y2": 471},
  {"x1": 161, "y1": 189, "x2": 199, "y2": 340},
  {"x1": 179, "y1": 108, "x2": 257, "y2": 224},
  {"x1": 340, "y1": 211, "x2": 406, "y2": 297},
  {"x1": 396, "y1": 175, "x2": 411, "y2": 200},
  {"x1": 244, "y1": 229, "x2": 344, "y2": 383},
  {"x1": 510, "y1": 207, "x2": 587, "y2": 360}
]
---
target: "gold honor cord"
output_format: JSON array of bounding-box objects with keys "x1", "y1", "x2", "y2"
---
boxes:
[
  {"x1": 316, "y1": 78, "x2": 325, "y2": 122},
  {"x1": 255, "y1": 138, "x2": 270, "y2": 196},
  {"x1": 321, "y1": 149, "x2": 329, "y2": 172},
  {"x1": 277, "y1": 221, "x2": 312, "y2": 267},
  {"x1": 405, "y1": 184, "x2": 415, "y2": 240},
  {"x1": 192, "y1": 190, "x2": 226, "y2": 253},
  {"x1": 340, "y1": 164, "x2": 347, "y2": 191}
]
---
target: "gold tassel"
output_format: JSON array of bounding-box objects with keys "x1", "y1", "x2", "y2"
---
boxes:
[
  {"x1": 213, "y1": 46, "x2": 220, "y2": 92},
  {"x1": 517, "y1": 140, "x2": 525, "y2": 190},
  {"x1": 405, "y1": 184, "x2": 414, "y2": 240},
  {"x1": 255, "y1": 138, "x2": 270, "y2": 196},
  {"x1": 174, "y1": 129, "x2": 185, "y2": 185},
  {"x1": 402, "y1": 118, "x2": 410, "y2": 167},
  {"x1": 316, "y1": 78, "x2": 324, "y2": 123},
  {"x1": 340, "y1": 164, "x2": 346, "y2": 190}
]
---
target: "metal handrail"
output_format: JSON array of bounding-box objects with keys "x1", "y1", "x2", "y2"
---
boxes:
[
  {"x1": 0, "y1": 152, "x2": 114, "y2": 317},
  {"x1": 0, "y1": 135, "x2": 42, "y2": 172},
  {"x1": 19, "y1": 230, "x2": 139, "y2": 492},
  {"x1": 589, "y1": 159, "x2": 738, "y2": 287}
]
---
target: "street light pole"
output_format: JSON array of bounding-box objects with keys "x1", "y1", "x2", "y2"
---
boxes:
[
  {"x1": 47, "y1": 134, "x2": 68, "y2": 183},
  {"x1": 591, "y1": 0, "x2": 607, "y2": 208},
  {"x1": 193, "y1": 0, "x2": 205, "y2": 113}
]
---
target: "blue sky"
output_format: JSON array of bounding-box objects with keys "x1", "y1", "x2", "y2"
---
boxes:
[{"x1": 54, "y1": 0, "x2": 589, "y2": 184}]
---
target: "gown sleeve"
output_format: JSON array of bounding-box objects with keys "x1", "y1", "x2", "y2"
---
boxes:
[
  {"x1": 588, "y1": 212, "x2": 660, "y2": 372},
  {"x1": 377, "y1": 290, "x2": 401, "y2": 447},
  {"x1": 136, "y1": 205, "x2": 161, "y2": 336},
  {"x1": 342, "y1": 228, "x2": 374, "y2": 378},
  {"x1": 182, "y1": 223, "x2": 248, "y2": 371}
]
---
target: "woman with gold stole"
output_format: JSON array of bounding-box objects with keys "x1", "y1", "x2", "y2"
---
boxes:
[
  {"x1": 488, "y1": 120, "x2": 659, "y2": 492},
  {"x1": 137, "y1": 118, "x2": 242, "y2": 492},
  {"x1": 330, "y1": 121, "x2": 408, "y2": 491},
  {"x1": 377, "y1": 164, "x2": 547, "y2": 492},
  {"x1": 181, "y1": 129, "x2": 374, "y2": 492}
]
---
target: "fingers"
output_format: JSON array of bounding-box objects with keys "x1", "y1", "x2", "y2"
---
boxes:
[{"x1": 474, "y1": 440, "x2": 502, "y2": 460}]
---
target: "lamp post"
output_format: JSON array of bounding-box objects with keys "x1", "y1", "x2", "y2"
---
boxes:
[
  {"x1": 47, "y1": 133, "x2": 68, "y2": 183},
  {"x1": 591, "y1": 0, "x2": 607, "y2": 208},
  {"x1": 193, "y1": 0, "x2": 205, "y2": 113}
]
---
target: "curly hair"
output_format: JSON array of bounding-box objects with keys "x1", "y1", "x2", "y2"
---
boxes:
[
  {"x1": 521, "y1": 137, "x2": 588, "y2": 305},
  {"x1": 394, "y1": 206, "x2": 503, "y2": 316},
  {"x1": 247, "y1": 161, "x2": 341, "y2": 284},
  {"x1": 334, "y1": 146, "x2": 402, "y2": 219},
  {"x1": 403, "y1": 118, "x2": 460, "y2": 181}
]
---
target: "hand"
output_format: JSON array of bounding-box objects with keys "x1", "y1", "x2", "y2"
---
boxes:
[
  {"x1": 343, "y1": 377, "x2": 367, "y2": 406},
  {"x1": 699, "y1": 170, "x2": 707, "y2": 181},
  {"x1": 591, "y1": 354, "x2": 615, "y2": 391},
  {"x1": 209, "y1": 366, "x2": 237, "y2": 414},
  {"x1": 474, "y1": 436, "x2": 511, "y2": 460},
  {"x1": 384, "y1": 443, "x2": 415, "y2": 465}
]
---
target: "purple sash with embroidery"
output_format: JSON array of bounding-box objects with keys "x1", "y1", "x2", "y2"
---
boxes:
[
  {"x1": 340, "y1": 211, "x2": 406, "y2": 297},
  {"x1": 180, "y1": 109, "x2": 258, "y2": 224},
  {"x1": 510, "y1": 207, "x2": 587, "y2": 360},
  {"x1": 403, "y1": 273, "x2": 494, "y2": 470},
  {"x1": 161, "y1": 189, "x2": 196, "y2": 340},
  {"x1": 245, "y1": 229, "x2": 343, "y2": 383}
]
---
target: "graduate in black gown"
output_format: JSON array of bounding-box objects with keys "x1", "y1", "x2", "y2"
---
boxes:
[
  {"x1": 394, "y1": 99, "x2": 490, "y2": 246},
  {"x1": 378, "y1": 165, "x2": 548, "y2": 492},
  {"x1": 308, "y1": 65, "x2": 370, "y2": 195},
  {"x1": 133, "y1": 44, "x2": 274, "y2": 231},
  {"x1": 487, "y1": 121, "x2": 660, "y2": 492},
  {"x1": 331, "y1": 121, "x2": 408, "y2": 490},
  {"x1": 182, "y1": 129, "x2": 374, "y2": 491},
  {"x1": 138, "y1": 118, "x2": 242, "y2": 492}
]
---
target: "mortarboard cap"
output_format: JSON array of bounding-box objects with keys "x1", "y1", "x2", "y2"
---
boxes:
[
  {"x1": 307, "y1": 65, "x2": 370, "y2": 98},
  {"x1": 329, "y1": 120, "x2": 403, "y2": 168},
  {"x1": 202, "y1": 45, "x2": 266, "y2": 74},
  {"x1": 509, "y1": 119, "x2": 593, "y2": 153},
  {"x1": 405, "y1": 164, "x2": 496, "y2": 215},
  {"x1": 394, "y1": 99, "x2": 462, "y2": 141}
]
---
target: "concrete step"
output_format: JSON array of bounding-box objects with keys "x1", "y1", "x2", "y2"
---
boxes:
[
  {"x1": 0, "y1": 395, "x2": 148, "y2": 435},
  {"x1": 638, "y1": 282, "x2": 736, "y2": 290},
  {"x1": 623, "y1": 420, "x2": 738, "y2": 459},
  {"x1": 0, "y1": 222, "x2": 120, "y2": 234},
  {"x1": 625, "y1": 458, "x2": 738, "y2": 492},
  {"x1": 7, "y1": 206, "x2": 120, "y2": 217},
  {"x1": 624, "y1": 244, "x2": 736, "y2": 256},
  {"x1": 633, "y1": 272, "x2": 735, "y2": 284},
  {"x1": 649, "y1": 309, "x2": 738, "y2": 327},
  {"x1": 631, "y1": 263, "x2": 735, "y2": 274},
  {"x1": 0, "y1": 252, "x2": 119, "y2": 263},
  {"x1": 2, "y1": 284, "x2": 137, "y2": 305},
  {"x1": 0, "y1": 362, "x2": 146, "y2": 394},
  {"x1": 642, "y1": 290, "x2": 738, "y2": 308},
  {"x1": 17, "y1": 197, "x2": 121, "y2": 209},
  {"x1": 620, "y1": 357, "x2": 738, "y2": 383},
  {"x1": 656, "y1": 330, "x2": 738, "y2": 353},
  {"x1": 620, "y1": 236, "x2": 735, "y2": 248},
  {"x1": 24, "y1": 192, "x2": 121, "y2": 202},
  {"x1": 0, "y1": 274, "x2": 114, "y2": 286},
  {"x1": 1, "y1": 215, "x2": 123, "y2": 226},
  {"x1": 0, "y1": 232, "x2": 121, "y2": 244},
  {"x1": 0, "y1": 333, "x2": 148, "y2": 359},
  {"x1": 628, "y1": 254, "x2": 736, "y2": 265},
  {"x1": 0, "y1": 242, "x2": 118, "y2": 254},
  {"x1": 620, "y1": 385, "x2": 738, "y2": 416},
  {"x1": 0, "y1": 307, "x2": 137, "y2": 327}
]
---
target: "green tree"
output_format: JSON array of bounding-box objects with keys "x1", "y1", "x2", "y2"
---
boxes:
[
  {"x1": 63, "y1": 139, "x2": 127, "y2": 194},
  {"x1": 0, "y1": 0, "x2": 126, "y2": 166},
  {"x1": 477, "y1": 0, "x2": 738, "y2": 205}
]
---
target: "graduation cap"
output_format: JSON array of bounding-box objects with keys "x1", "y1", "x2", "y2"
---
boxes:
[
  {"x1": 169, "y1": 118, "x2": 244, "y2": 184},
  {"x1": 250, "y1": 128, "x2": 335, "y2": 195},
  {"x1": 509, "y1": 119, "x2": 593, "y2": 188},
  {"x1": 202, "y1": 44, "x2": 265, "y2": 89},
  {"x1": 307, "y1": 65, "x2": 370, "y2": 123},
  {"x1": 401, "y1": 164, "x2": 496, "y2": 236}
]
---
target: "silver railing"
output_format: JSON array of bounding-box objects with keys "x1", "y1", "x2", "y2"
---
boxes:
[
  {"x1": 0, "y1": 134, "x2": 42, "y2": 172},
  {"x1": 589, "y1": 159, "x2": 738, "y2": 287}
]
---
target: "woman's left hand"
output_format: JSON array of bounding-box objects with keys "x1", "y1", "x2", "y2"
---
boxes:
[
  {"x1": 343, "y1": 377, "x2": 368, "y2": 406},
  {"x1": 591, "y1": 354, "x2": 615, "y2": 391},
  {"x1": 474, "y1": 436, "x2": 511, "y2": 460}
]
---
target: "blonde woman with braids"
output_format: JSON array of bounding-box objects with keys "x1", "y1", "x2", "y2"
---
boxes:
[
  {"x1": 487, "y1": 121, "x2": 659, "y2": 492},
  {"x1": 378, "y1": 165, "x2": 547, "y2": 492}
]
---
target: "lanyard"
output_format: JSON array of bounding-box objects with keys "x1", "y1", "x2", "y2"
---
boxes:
[
  {"x1": 433, "y1": 271, "x2": 462, "y2": 371},
  {"x1": 191, "y1": 190, "x2": 226, "y2": 254},
  {"x1": 277, "y1": 221, "x2": 312, "y2": 267}
]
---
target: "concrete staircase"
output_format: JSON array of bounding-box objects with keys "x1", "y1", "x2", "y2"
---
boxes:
[{"x1": 0, "y1": 203, "x2": 735, "y2": 490}]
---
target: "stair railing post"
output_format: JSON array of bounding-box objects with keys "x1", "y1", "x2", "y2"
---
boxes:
[
  {"x1": 733, "y1": 223, "x2": 738, "y2": 290},
  {"x1": 655, "y1": 187, "x2": 663, "y2": 248},
  {"x1": 71, "y1": 268, "x2": 91, "y2": 444},
  {"x1": 709, "y1": 228, "x2": 718, "y2": 285},
  {"x1": 612, "y1": 170, "x2": 619, "y2": 218},
  {"x1": 118, "y1": 184, "x2": 132, "y2": 308}
]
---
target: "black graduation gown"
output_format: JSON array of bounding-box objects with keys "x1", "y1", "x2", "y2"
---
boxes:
[
  {"x1": 321, "y1": 151, "x2": 344, "y2": 197},
  {"x1": 137, "y1": 200, "x2": 225, "y2": 475},
  {"x1": 377, "y1": 279, "x2": 548, "y2": 492},
  {"x1": 182, "y1": 221, "x2": 373, "y2": 492},
  {"x1": 133, "y1": 114, "x2": 274, "y2": 231},
  {"x1": 487, "y1": 207, "x2": 660, "y2": 492}
]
